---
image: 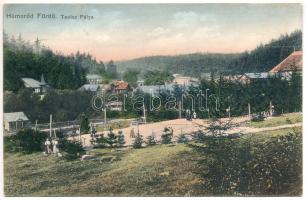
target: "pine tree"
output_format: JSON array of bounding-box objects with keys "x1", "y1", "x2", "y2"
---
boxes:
[
  {"x1": 117, "y1": 131, "x2": 125, "y2": 147},
  {"x1": 80, "y1": 113, "x2": 90, "y2": 134},
  {"x1": 146, "y1": 135, "x2": 157, "y2": 146},
  {"x1": 176, "y1": 134, "x2": 189, "y2": 144},
  {"x1": 106, "y1": 127, "x2": 117, "y2": 148},
  {"x1": 133, "y1": 134, "x2": 144, "y2": 149},
  {"x1": 161, "y1": 127, "x2": 173, "y2": 144}
]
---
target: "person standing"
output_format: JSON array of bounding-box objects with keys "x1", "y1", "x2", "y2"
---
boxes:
[
  {"x1": 45, "y1": 138, "x2": 52, "y2": 154},
  {"x1": 193, "y1": 111, "x2": 197, "y2": 119},
  {"x1": 52, "y1": 138, "x2": 59, "y2": 154}
]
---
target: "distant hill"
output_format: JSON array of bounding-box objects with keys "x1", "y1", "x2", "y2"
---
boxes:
[{"x1": 116, "y1": 30, "x2": 302, "y2": 76}]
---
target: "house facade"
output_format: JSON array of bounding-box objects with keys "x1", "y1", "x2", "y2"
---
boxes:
[
  {"x1": 86, "y1": 74, "x2": 103, "y2": 84},
  {"x1": 172, "y1": 74, "x2": 199, "y2": 85},
  {"x1": 112, "y1": 80, "x2": 130, "y2": 94},
  {"x1": 21, "y1": 74, "x2": 49, "y2": 94},
  {"x1": 4, "y1": 112, "x2": 30, "y2": 131}
]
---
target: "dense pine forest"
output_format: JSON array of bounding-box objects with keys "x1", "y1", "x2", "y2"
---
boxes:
[
  {"x1": 117, "y1": 30, "x2": 302, "y2": 76},
  {"x1": 3, "y1": 32, "x2": 107, "y2": 92}
]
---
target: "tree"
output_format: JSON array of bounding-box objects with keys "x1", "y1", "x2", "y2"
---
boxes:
[
  {"x1": 161, "y1": 127, "x2": 173, "y2": 144},
  {"x1": 133, "y1": 134, "x2": 144, "y2": 149},
  {"x1": 144, "y1": 70, "x2": 173, "y2": 85},
  {"x1": 80, "y1": 113, "x2": 90, "y2": 134},
  {"x1": 4, "y1": 129, "x2": 47, "y2": 153},
  {"x1": 117, "y1": 130, "x2": 125, "y2": 147},
  {"x1": 58, "y1": 137, "x2": 85, "y2": 160},
  {"x1": 106, "y1": 60, "x2": 118, "y2": 78},
  {"x1": 123, "y1": 69, "x2": 139, "y2": 87},
  {"x1": 146, "y1": 135, "x2": 157, "y2": 146},
  {"x1": 176, "y1": 133, "x2": 189, "y2": 144},
  {"x1": 106, "y1": 127, "x2": 117, "y2": 148},
  {"x1": 94, "y1": 134, "x2": 108, "y2": 148}
]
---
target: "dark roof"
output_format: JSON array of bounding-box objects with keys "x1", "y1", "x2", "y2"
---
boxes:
[
  {"x1": 270, "y1": 51, "x2": 303, "y2": 72},
  {"x1": 22, "y1": 78, "x2": 42, "y2": 88}
]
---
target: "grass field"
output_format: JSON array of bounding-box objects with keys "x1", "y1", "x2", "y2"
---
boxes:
[
  {"x1": 4, "y1": 144, "x2": 203, "y2": 196},
  {"x1": 248, "y1": 113, "x2": 302, "y2": 128},
  {"x1": 4, "y1": 126, "x2": 302, "y2": 196}
]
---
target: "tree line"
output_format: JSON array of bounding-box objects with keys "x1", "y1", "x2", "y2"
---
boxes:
[
  {"x1": 117, "y1": 30, "x2": 302, "y2": 77},
  {"x1": 3, "y1": 33, "x2": 119, "y2": 92},
  {"x1": 4, "y1": 72, "x2": 302, "y2": 124}
]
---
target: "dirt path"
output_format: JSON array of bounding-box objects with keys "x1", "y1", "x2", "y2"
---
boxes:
[
  {"x1": 76, "y1": 116, "x2": 302, "y2": 147},
  {"x1": 230, "y1": 122, "x2": 302, "y2": 134}
]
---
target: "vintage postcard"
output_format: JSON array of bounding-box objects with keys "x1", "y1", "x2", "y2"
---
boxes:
[{"x1": 1, "y1": 2, "x2": 303, "y2": 197}]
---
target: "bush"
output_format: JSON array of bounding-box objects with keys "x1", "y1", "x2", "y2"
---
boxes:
[
  {"x1": 133, "y1": 134, "x2": 144, "y2": 149},
  {"x1": 4, "y1": 129, "x2": 47, "y2": 153},
  {"x1": 161, "y1": 127, "x2": 173, "y2": 144},
  {"x1": 176, "y1": 134, "x2": 189, "y2": 144},
  {"x1": 146, "y1": 135, "x2": 157, "y2": 146},
  {"x1": 117, "y1": 131, "x2": 125, "y2": 147},
  {"x1": 105, "y1": 128, "x2": 117, "y2": 148},
  {"x1": 58, "y1": 139, "x2": 85, "y2": 160},
  {"x1": 190, "y1": 129, "x2": 302, "y2": 195},
  {"x1": 251, "y1": 113, "x2": 265, "y2": 122},
  {"x1": 94, "y1": 134, "x2": 108, "y2": 148}
]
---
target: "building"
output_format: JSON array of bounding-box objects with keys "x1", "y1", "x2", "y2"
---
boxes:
[
  {"x1": 172, "y1": 74, "x2": 199, "y2": 85},
  {"x1": 79, "y1": 84, "x2": 101, "y2": 93},
  {"x1": 112, "y1": 80, "x2": 130, "y2": 93},
  {"x1": 4, "y1": 112, "x2": 30, "y2": 131},
  {"x1": 136, "y1": 84, "x2": 175, "y2": 94},
  {"x1": 107, "y1": 101, "x2": 123, "y2": 111},
  {"x1": 136, "y1": 83, "x2": 196, "y2": 94},
  {"x1": 21, "y1": 74, "x2": 50, "y2": 94},
  {"x1": 270, "y1": 51, "x2": 303, "y2": 80},
  {"x1": 86, "y1": 74, "x2": 103, "y2": 84},
  {"x1": 221, "y1": 75, "x2": 242, "y2": 82},
  {"x1": 137, "y1": 80, "x2": 144, "y2": 87},
  {"x1": 239, "y1": 72, "x2": 275, "y2": 84}
]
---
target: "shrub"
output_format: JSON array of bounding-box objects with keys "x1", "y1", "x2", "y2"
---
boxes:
[
  {"x1": 58, "y1": 139, "x2": 85, "y2": 160},
  {"x1": 146, "y1": 135, "x2": 157, "y2": 146},
  {"x1": 133, "y1": 134, "x2": 144, "y2": 149},
  {"x1": 117, "y1": 131, "x2": 125, "y2": 147},
  {"x1": 161, "y1": 133, "x2": 172, "y2": 144},
  {"x1": 94, "y1": 134, "x2": 108, "y2": 148},
  {"x1": 80, "y1": 113, "x2": 90, "y2": 134},
  {"x1": 4, "y1": 129, "x2": 47, "y2": 153},
  {"x1": 176, "y1": 134, "x2": 189, "y2": 144},
  {"x1": 251, "y1": 113, "x2": 265, "y2": 122},
  {"x1": 105, "y1": 128, "x2": 117, "y2": 148},
  {"x1": 249, "y1": 131, "x2": 302, "y2": 195},
  {"x1": 190, "y1": 129, "x2": 302, "y2": 195}
]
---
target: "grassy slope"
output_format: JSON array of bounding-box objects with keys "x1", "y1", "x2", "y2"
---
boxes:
[
  {"x1": 4, "y1": 127, "x2": 302, "y2": 196},
  {"x1": 4, "y1": 144, "x2": 203, "y2": 196},
  {"x1": 248, "y1": 113, "x2": 302, "y2": 128}
]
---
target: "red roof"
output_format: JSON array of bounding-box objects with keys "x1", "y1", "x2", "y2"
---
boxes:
[
  {"x1": 270, "y1": 51, "x2": 303, "y2": 72},
  {"x1": 113, "y1": 80, "x2": 129, "y2": 90}
]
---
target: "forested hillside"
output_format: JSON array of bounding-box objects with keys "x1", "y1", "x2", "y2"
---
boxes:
[
  {"x1": 117, "y1": 53, "x2": 239, "y2": 77},
  {"x1": 3, "y1": 33, "x2": 105, "y2": 92},
  {"x1": 3, "y1": 30, "x2": 302, "y2": 92},
  {"x1": 117, "y1": 30, "x2": 302, "y2": 76},
  {"x1": 230, "y1": 30, "x2": 302, "y2": 73}
]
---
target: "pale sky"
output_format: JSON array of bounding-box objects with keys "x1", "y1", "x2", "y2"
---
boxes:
[{"x1": 3, "y1": 4, "x2": 303, "y2": 62}]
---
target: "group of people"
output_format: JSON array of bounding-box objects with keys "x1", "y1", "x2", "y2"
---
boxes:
[
  {"x1": 44, "y1": 138, "x2": 59, "y2": 155},
  {"x1": 186, "y1": 109, "x2": 197, "y2": 121}
]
